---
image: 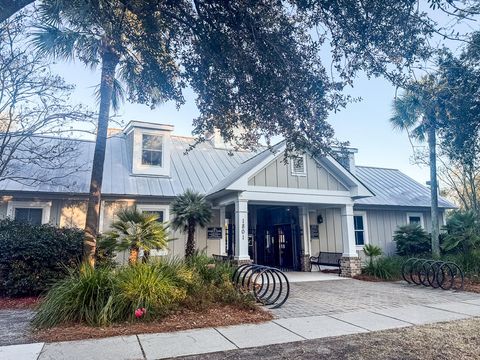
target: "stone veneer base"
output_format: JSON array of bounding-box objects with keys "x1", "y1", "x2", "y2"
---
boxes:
[{"x1": 339, "y1": 256, "x2": 362, "y2": 277}]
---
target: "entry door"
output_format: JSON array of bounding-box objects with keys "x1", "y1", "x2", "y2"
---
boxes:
[{"x1": 274, "y1": 224, "x2": 294, "y2": 270}]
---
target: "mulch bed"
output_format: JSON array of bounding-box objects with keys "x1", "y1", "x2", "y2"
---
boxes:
[
  {"x1": 32, "y1": 304, "x2": 273, "y2": 343},
  {"x1": 463, "y1": 279, "x2": 480, "y2": 293},
  {"x1": 353, "y1": 274, "x2": 398, "y2": 282},
  {"x1": 0, "y1": 296, "x2": 41, "y2": 310}
]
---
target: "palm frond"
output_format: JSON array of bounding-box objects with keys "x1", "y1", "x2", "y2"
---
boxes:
[
  {"x1": 94, "y1": 77, "x2": 126, "y2": 113},
  {"x1": 390, "y1": 92, "x2": 422, "y2": 133},
  {"x1": 31, "y1": 24, "x2": 81, "y2": 60}
]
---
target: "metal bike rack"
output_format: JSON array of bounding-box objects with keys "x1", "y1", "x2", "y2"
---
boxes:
[
  {"x1": 232, "y1": 264, "x2": 290, "y2": 309},
  {"x1": 402, "y1": 258, "x2": 464, "y2": 291}
]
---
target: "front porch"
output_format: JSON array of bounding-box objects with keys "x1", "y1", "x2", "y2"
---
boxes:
[{"x1": 214, "y1": 195, "x2": 362, "y2": 277}]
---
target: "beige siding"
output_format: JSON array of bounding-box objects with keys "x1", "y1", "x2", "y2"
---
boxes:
[
  {"x1": 309, "y1": 208, "x2": 343, "y2": 255},
  {"x1": 362, "y1": 209, "x2": 444, "y2": 255},
  {"x1": 59, "y1": 200, "x2": 87, "y2": 228},
  {"x1": 248, "y1": 154, "x2": 348, "y2": 191}
]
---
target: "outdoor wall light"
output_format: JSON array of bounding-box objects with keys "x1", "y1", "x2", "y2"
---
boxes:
[{"x1": 317, "y1": 214, "x2": 324, "y2": 224}]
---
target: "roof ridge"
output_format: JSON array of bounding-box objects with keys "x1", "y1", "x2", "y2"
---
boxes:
[{"x1": 356, "y1": 165, "x2": 399, "y2": 171}]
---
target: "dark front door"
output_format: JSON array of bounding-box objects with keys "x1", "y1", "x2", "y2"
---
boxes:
[{"x1": 274, "y1": 224, "x2": 294, "y2": 270}]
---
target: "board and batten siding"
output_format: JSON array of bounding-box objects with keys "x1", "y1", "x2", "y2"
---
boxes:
[
  {"x1": 359, "y1": 208, "x2": 445, "y2": 255},
  {"x1": 309, "y1": 208, "x2": 344, "y2": 255},
  {"x1": 248, "y1": 154, "x2": 348, "y2": 191}
]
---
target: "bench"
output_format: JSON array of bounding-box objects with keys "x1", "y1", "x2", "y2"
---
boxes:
[{"x1": 309, "y1": 252, "x2": 342, "y2": 274}]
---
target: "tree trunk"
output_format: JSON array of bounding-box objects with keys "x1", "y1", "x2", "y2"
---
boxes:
[
  {"x1": 428, "y1": 123, "x2": 440, "y2": 257},
  {"x1": 83, "y1": 49, "x2": 119, "y2": 266},
  {"x1": 0, "y1": 0, "x2": 34, "y2": 23},
  {"x1": 185, "y1": 221, "x2": 196, "y2": 258},
  {"x1": 129, "y1": 246, "x2": 139, "y2": 265}
]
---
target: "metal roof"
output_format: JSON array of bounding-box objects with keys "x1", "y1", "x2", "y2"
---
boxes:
[
  {"x1": 354, "y1": 166, "x2": 456, "y2": 209},
  {"x1": 0, "y1": 134, "x2": 457, "y2": 209}
]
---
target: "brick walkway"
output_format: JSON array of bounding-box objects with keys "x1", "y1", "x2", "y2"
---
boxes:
[{"x1": 271, "y1": 279, "x2": 480, "y2": 318}]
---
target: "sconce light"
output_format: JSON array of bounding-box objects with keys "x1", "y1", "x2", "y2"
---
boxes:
[{"x1": 317, "y1": 214, "x2": 324, "y2": 224}]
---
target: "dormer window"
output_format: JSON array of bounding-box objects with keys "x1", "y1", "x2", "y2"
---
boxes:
[
  {"x1": 125, "y1": 121, "x2": 173, "y2": 177},
  {"x1": 291, "y1": 155, "x2": 307, "y2": 176},
  {"x1": 142, "y1": 134, "x2": 163, "y2": 167}
]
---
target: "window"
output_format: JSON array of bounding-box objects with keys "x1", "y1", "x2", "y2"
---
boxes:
[
  {"x1": 14, "y1": 208, "x2": 43, "y2": 225},
  {"x1": 407, "y1": 213, "x2": 424, "y2": 228},
  {"x1": 7, "y1": 201, "x2": 51, "y2": 225},
  {"x1": 141, "y1": 134, "x2": 163, "y2": 167},
  {"x1": 136, "y1": 205, "x2": 169, "y2": 223},
  {"x1": 291, "y1": 155, "x2": 307, "y2": 176},
  {"x1": 353, "y1": 211, "x2": 368, "y2": 247},
  {"x1": 140, "y1": 210, "x2": 164, "y2": 223}
]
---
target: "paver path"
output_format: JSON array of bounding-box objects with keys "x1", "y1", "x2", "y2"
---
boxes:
[{"x1": 271, "y1": 279, "x2": 480, "y2": 318}]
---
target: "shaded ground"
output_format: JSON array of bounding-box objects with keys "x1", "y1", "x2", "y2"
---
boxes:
[
  {"x1": 0, "y1": 309, "x2": 35, "y2": 345},
  {"x1": 33, "y1": 305, "x2": 273, "y2": 343},
  {"x1": 176, "y1": 318, "x2": 480, "y2": 360}
]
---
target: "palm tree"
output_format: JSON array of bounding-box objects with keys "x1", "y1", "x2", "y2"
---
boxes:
[
  {"x1": 363, "y1": 244, "x2": 382, "y2": 268},
  {"x1": 390, "y1": 78, "x2": 444, "y2": 257},
  {"x1": 171, "y1": 190, "x2": 212, "y2": 258},
  {"x1": 32, "y1": 1, "x2": 183, "y2": 265},
  {"x1": 105, "y1": 209, "x2": 168, "y2": 264}
]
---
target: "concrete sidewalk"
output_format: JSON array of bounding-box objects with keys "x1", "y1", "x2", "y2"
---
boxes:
[{"x1": 2, "y1": 298, "x2": 480, "y2": 360}]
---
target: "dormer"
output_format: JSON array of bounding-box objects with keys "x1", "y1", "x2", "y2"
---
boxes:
[{"x1": 124, "y1": 121, "x2": 173, "y2": 177}]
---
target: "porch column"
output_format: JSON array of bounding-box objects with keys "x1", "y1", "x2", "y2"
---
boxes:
[
  {"x1": 219, "y1": 206, "x2": 226, "y2": 255},
  {"x1": 299, "y1": 206, "x2": 311, "y2": 271},
  {"x1": 340, "y1": 204, "x2": 361, "y2": 277},
  {"x1": 234, "y1": 196, "x2": 251, "y2": 263}
]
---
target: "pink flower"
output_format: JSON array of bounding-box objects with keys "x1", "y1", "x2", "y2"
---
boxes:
[{"x1": 135, "y1": 308, "x2": 146, "y2": 318}]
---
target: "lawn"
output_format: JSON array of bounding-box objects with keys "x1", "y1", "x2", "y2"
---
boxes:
[{"x1": 175, "y1": 318, "x2": 480, "y2": 360}]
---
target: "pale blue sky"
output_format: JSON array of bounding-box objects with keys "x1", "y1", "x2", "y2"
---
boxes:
[{"x1": 53, "y1": 60, "x2": 429, "y2": 184}]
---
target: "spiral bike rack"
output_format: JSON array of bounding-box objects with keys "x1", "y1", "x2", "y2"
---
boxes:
[
  {"x1": 402, "y1": 258, "x2": 464, "y2": 291},
  {"x1": 232, "y1": 264, "x2": 290, "y2": 309}
]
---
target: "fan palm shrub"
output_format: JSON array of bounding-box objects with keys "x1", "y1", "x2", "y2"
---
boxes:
[
  {"x1": 393, "y1": 224, "x2": 431, "y2": 256},
  {"x1": 171, "y1": 190, "x2": 212, "y2": 258},
  {"x1": 104, "y1": 209, "x2": 168, "y2": 264},
  {"x1": 442, "y1": 210, "x2": 480, "y2": 255},
  {"x1": 363, "y1": 244, "x2": 382, "y2": 268}
]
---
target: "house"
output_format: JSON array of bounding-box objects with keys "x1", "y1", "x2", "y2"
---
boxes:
[{"x1": 0, "y1": 121, "x2": 456, "y2": 276}]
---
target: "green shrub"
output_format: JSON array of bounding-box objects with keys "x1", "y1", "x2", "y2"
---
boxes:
[
  {"x1": 442, "y1": 210, "x2": 480, "y2": 255},
  {"x1": 0, "y1": 219, "x2": 83, "y2": 297},
  {"x1": 362, "y1": 256, "x2": 403, "y2": 280},
  {"x1": 33, "y1": 255, "x2": 254, "y2": 328},
  {"x1": 115, "y1": 262, "x2": 190, "y2": 318},
  {"x1": 393, "y1": 224, "x2": 431, "y2": 256},
  {"x1": 33, "y1": 265, "x2": 119, "y2": 328}
]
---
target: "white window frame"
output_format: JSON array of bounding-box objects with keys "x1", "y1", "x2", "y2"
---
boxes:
[
  {"x1": 141, "y1": 133, "x2": 164, "y2": 167},
  {"x1": 7, "y1": 201, "x2": 52, "y2": 224},
  {"x1": 406, "y1": 212, "x2": 424, "y2": 228},
  {"x1": 136, "y1": 204, "x2": 170, "y2": 223},
  {"x1": 131, "y1": 128, "x2": 171, "y2": 176},
  {"x1": 291, "y1": 154, "x2": 307, "y2": 176},
  {"x1": 136, "y1": 204, "x2": 170, "y2": 256},
  {"x1": 353, "y1": 211, "x2": 368, "y2": 249}
]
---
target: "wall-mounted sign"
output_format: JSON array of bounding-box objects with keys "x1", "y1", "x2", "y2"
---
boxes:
[
  {"x1": 207, "y1": 227, "x2": 223, "y2": 239},
  {"x1": 310, "y1": 224, "x2": 319, "y2": 239}
]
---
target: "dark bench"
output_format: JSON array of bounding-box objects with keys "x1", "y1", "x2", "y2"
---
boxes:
[{"x1": 309, "y1": 252, "x2": 342, "y2": 274}]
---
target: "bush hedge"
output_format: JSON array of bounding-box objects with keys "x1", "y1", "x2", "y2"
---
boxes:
[{"x1": 0, "y1": 219, "x2": 83, "y2": 297}]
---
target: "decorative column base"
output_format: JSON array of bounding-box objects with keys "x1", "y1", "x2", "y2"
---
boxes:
[
  {"x1": 232, "y1": 258, "x2": 253, "y2": 266},
  {"x1": 340, "y1": 256, "x2": 362, "y2": 277},
  {"x1": 300, "y1": 254, "x2": 311, "y2": 272}
]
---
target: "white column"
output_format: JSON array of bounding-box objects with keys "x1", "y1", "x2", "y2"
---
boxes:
[
  {"x1": 234, "y1": 197, "x2": 250, "y2": 260},
  {"x1": 341, "y1": 204, "x2": 358, "y2": 257},
  {"x1": 299, "y1": 206, "x2": 311, "y2": 256},
  {"x1": 219, "y1": 206, "x2": 226, "y2": 255}
]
